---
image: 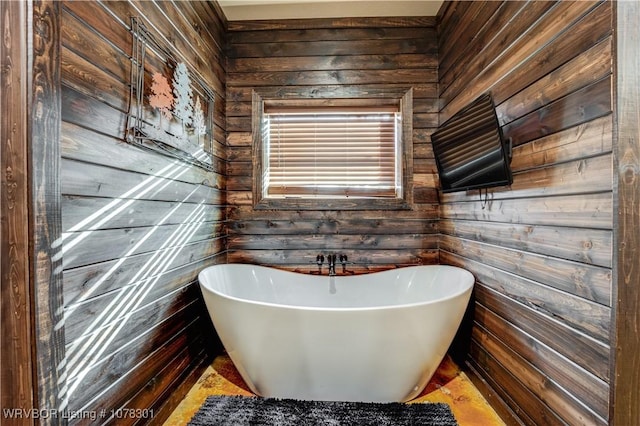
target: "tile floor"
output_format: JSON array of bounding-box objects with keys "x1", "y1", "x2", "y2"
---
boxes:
[{"x1": 164, "y1": 353, "x2": 505, "y2": 425}]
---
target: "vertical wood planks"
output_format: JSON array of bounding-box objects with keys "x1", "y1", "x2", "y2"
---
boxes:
[
  {"x1": 610, "y1": 1, "x2": 640, "y2": 424},
  {"x1": 30, "y1": 0, "x2": 66, "y2": 420},
  {"x1": 1, "y1": 1, "x2": 35, "y2": 423}
]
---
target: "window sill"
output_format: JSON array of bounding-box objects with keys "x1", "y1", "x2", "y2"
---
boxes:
[{"x1": 253, "y1": 197, "x2": 411, "y2": 211}]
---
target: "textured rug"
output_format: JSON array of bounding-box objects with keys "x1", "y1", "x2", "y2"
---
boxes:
[{"x1": 188, "y1": 395, "x2": 459, "y2": 425}]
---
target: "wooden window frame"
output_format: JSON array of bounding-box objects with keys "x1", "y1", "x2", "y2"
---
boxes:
[{"x1": 252, "y1": 88, "x2": 413, "y2": 210}]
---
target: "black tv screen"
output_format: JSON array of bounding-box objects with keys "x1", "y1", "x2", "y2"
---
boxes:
[{"x1": 431, "y1": 93, "x2": 512, "y2": 193}]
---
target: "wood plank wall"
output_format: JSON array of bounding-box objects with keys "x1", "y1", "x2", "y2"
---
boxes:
[
  {"x1": 225, "y1": 17, "x2": 440, "y2": 273},
  {"x1": 60, "y1": 1, "x2": 226, "y2": 423},
  {"x1": 437, "y1": 1, "x2": 613, "y2": 425}
]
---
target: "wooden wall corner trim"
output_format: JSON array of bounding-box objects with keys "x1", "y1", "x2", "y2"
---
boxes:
[
  {"x1": 1, "y1": 0, "x2": 35, "y2": 421},
  {"x1": 29, "y1": 0, "x2": 66, "y2": 418},
  {"x1": 610, "y1": 1, "x2": 640, "y2": 425}
]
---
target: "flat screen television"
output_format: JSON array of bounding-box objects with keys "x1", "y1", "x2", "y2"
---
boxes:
[{"x1": 431, "y1": 93, "x2": 512, "y2": 193}]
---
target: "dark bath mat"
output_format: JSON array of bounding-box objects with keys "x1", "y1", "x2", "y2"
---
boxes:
[{"x1": 188, "y1": 395, "x2": 459, "y2": 426}]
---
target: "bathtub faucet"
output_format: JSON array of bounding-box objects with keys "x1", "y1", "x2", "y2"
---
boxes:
[
  {"x1": 339, "y1": 254, "x2": 348, "y2": 273},
  {"x1": 316, "y1": 254, "x2": 325, "y2": 274},
  {"x1": 327, "y1": 253, "x2": 337, "y2": 276}
]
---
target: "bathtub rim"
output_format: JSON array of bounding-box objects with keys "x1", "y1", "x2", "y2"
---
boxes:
[{"x1": 198, "y1": 264, "x2": 474, "y2": 313}]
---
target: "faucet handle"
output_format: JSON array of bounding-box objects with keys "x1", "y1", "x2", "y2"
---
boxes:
[
  {"x1": 339, "y1": 254, "x2": 348, "y2": 264},
  {"x1": 316, "y1": 254, "x2": 325, "y2": 265}
]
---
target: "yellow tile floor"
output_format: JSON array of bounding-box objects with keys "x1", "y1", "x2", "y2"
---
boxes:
[{"x1": 164, "y1": 353, "x2": 505, "y2": 425}]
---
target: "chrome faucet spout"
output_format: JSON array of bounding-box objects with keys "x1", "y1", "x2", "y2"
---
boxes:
[{"x1": 327, "y1": 253, "x2": 337, "y2": 276}]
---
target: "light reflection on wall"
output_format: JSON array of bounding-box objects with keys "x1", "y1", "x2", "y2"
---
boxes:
[{"x1": 59, "y1": 149, "x2": 213, "y2": 411}]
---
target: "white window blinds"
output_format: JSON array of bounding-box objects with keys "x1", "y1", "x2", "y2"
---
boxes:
[{"x1": 263, "y1": 106, "x2": 402, "y2": 199}]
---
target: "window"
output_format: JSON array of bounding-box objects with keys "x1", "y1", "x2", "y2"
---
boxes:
[
  {"x1": 253, "y1": 89, "x2": 413, "y2": 210},
  {"x1": 265, "y1": 107, "x2": 400, "y2": 198}
]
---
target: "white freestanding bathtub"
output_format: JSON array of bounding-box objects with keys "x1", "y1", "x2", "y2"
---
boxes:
[{"x1": 198, "y1": 264, "x2": 474, "y2": 402}]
